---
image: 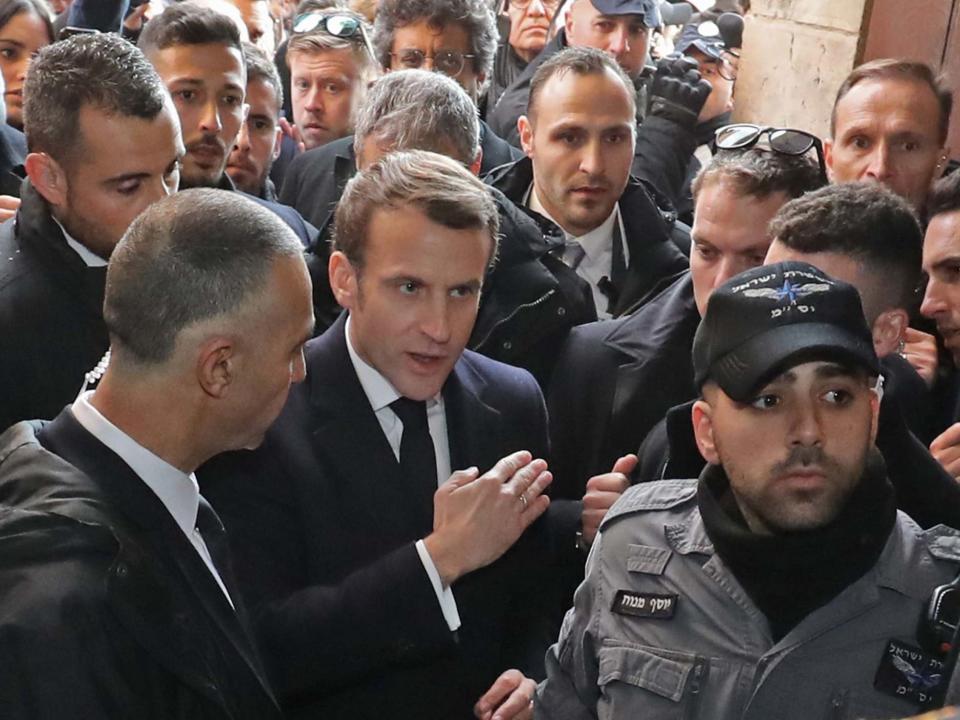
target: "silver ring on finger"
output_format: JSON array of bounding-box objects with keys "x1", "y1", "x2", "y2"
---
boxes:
[{"x1": 518, "y1": 491, "x2": 528, "y2": 511}]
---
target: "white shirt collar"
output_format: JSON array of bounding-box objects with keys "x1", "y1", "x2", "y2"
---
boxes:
[
  {"x1": 71, "y1": 391, "x2": 200, "y2": 538},
  {"x1": 528, "y1": 184, "x2": 619, "y2": 264},
  {"x1": 54, "y1": 217, "x2": 108, "y2": 268},
  {"x1": 344, "y1": 316, "x2": 442, "y2": 411}
]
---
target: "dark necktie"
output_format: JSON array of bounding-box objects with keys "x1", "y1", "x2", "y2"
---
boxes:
[
  {"x1": 389, "y1": 397, "x2": 438, "y2": 535},
  {"x1": 196, "y1": 495, "x2": 237, "y2": 604}
]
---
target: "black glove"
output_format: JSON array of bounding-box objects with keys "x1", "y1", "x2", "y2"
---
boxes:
[{"x1": 646, "y1": 55, "x2": 712, "y2": 130}]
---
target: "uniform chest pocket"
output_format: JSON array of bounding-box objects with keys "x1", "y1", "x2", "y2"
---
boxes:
[{"x1": 597, "y1": 644, "x2": 707, "y2": 720}]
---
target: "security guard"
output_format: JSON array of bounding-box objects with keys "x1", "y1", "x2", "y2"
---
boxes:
[{"x1": 535, "y1": 262, "x2": 960, "y2": 720}]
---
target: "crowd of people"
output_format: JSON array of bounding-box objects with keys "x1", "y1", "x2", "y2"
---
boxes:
[{"x1": 0, "y1": 0, "x2": 958, "y2": 719}]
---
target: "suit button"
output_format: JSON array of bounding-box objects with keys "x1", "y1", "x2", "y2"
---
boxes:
[
  {"x1": 557, "y1": 307, "x2": 566, "y2": 316},
  {"x1": 502, "y1": 341, "x2": 512, "y2": 350},
  {"x1": 115, "y1": 563, "x2": 128, "y2": 578}
]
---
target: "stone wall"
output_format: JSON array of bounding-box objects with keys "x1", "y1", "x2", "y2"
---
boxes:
[{"x1": 731, "y1": 0, "x2": 873, "y2": 138}]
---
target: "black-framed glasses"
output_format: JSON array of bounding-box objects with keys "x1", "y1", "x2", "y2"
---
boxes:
[
  {"x1": 715, "y1": 123, "x2": 827, "y2": 181},
  {"x1": 390, "y1": 48, "x2": 476, "y2": 78}
]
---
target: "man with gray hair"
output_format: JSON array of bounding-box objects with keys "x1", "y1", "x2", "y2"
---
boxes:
[
  {"x1": 0, "y1": 188, "x2": 315, "y2": 718},
  {"x1": 0, "y1": 32, "x2": 183, "y2": 432},
  {"x1": 282, "y1": 68, "x2": 595, "y2": 385},
  {"x1": 202, "y1": 150, "x2": 557, "y2": 720}
]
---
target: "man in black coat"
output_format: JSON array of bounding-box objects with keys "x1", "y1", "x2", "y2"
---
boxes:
[
  {"x1": 546, "y1": 146, "x2": 823, "y2": 542},
  {"x1": 0, "y1": 189, "x2": 316, "y2": 719},
  {"x1": 201, "y1": 151, "x2": 556, "y2": 720},
  {"x1": 281, "y1": 70, "x2": 595, "y2": 386},
  {"x1": 486, "y1": 47, "x2": 688, "y2": 319},
  {"x1": 0, "y1": 34, "x2": 185, "y2": 431}
]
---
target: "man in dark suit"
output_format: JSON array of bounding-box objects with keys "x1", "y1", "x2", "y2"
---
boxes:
[
  {"x1": 202, "y1": 150, "x2": 554, "y2": 720},
  {"x1": 0, "y1": 189, "x2": 316, "y2": 718},
  {"x1": 486, "y1": 47, "x2": 688, "y2": 319},
  {"x1": 280, "y1": 69, "x2": 595, "y2": 385}
]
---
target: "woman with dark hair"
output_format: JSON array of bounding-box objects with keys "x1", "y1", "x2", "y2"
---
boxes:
[{"x1": 0, "y1": 0, "x2": 54, "y2": 129}]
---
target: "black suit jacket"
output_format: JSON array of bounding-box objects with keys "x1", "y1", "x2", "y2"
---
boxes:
[
  {"x1": 0, "y1": 411, "x2": 280, "y2": 719},
  {"x1": 546, "y1": 273, "x2": 699, "y2": 499},
  {"x1": 200, "y1": 315, "x2": 556, "y2": 719}
]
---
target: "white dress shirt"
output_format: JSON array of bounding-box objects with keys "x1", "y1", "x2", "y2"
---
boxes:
[
  {"x1": 55, "y1": 218, "x2": 108, "y2": 268},
  {"x1": 71, "y1": 391, "x2": 234, "y2": 608},
  {"x1": 344, "y1": 318, "x2": 461, "y2": 632},
  {"x1": 528, "y1": 186, "x2": 629, "y2": 319}
]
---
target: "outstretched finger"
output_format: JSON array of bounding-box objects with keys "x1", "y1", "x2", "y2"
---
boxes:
[{"x1": 485, "y1": 451, "x2": 534, "y2": 484}]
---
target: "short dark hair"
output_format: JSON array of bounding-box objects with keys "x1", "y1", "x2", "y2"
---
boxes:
[
  {"x1": 138, "y1": 3, "x2": 243, "y2": 58},
  {"x1": 692, "y1": 146, "x2": 825, "y2": 201},
  {"x1": 768, "y1": 182, "x2": 923, "y2": 315},
  {"x1": 333, "y1": 150, "x2": 500, "y2": 270},
  {"x1": 353, "y1": 69, "x2": 479, "y2": 165},
  {"x1": 372, "y1": 0, "x2": 497, "y2": 79},
  {"x1": 0, "y1": 0, "x2": 53, "y2": 44},
  {"x1": 242, "y1": 40, "x2": 283, "y2": 111},
  {"x1": 23, "y1": 33, "x2": 169, "y2": 162},
  {"x1": 831, "y1": 59, "x2": 953, "y2": 144},
  {"x1": 527, "y1": 46, "x2": 636, "y2": 122},
  {"x1": 105, "y1": 189, "x2": 305, "y2": 365},
  {"x1": 927, "y1": 170, "x2": 960, "y2": 220}
]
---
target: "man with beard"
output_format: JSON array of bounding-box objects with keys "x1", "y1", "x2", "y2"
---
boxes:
[
  {"x1": 0, "y1": 32, "x2": 183, "y2": 431},
  {"x1": 226, "y1": 42, "x2": 284, "y2": 199},
  {"x1": 529, "y1": 262, "x2": 960, "y2": 720},
  {"x1": 139, "y1": 3, "x2": 315, "y2": 243}
]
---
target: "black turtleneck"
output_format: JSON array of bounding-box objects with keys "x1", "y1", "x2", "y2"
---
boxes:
[{"x1": 697, "y1": 452, "x2": 897, "y2": 641}]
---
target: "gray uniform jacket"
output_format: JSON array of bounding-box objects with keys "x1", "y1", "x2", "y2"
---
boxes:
[{"x1": 536, "y1": 479, "x2": 960, "y2": 720}]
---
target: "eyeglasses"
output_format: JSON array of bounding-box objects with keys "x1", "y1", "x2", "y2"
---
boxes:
[
  {"x1": 292, "y1": 12, "x2": 376, "y2": 63},
  {"x1": 714, "y1": 123, "x2": 827, "y2": 181},
  {"x1": 390, "y1": 48, "x2": 476, "y2": 78},
  {"x1": 293, "y1": 12, "x2": 363, "y2": 37},
  {"x1": 505, "y1": 0, "x2": 561, "y2": 10}
]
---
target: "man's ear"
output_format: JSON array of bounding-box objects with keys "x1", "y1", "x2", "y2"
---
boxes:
[
  {"x1": 518, "y1": 115, "x2": 534, "y2": 157},
  {"x1": 197, "y1": 336, "x2": 237, "y2": 399},
  {"x1": 468, "y1": 147, "x2": 483, "y2": 177},
  {"x1": 25, "y1": 152, "x2": 68, "y2": 208},
  {"x1": 692, "y1": 398, "x2": 720, "y2": 465},
  {"x1": 329, "y1": 250, "x2": 359, "y2": 310},
  {"x1": 272, "y1": 126, "x2": 283, "y2": 160},
  {"x1": 872, "y1": 308, "x2": 908, "y2": 358},
  {"x1": 936, "y1": 146, "x2": 952, "y2": 177},
  {"x1": 823, "y1": 137, "x2": 835, "y2": 183}
]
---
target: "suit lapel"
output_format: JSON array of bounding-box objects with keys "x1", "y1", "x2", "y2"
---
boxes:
[
  {"x1": 443, "y1": 354, "x2": 503, "y2": 474},
  {"x1": 305, "y1": 317, "x2": 425, "y2": 541},
  {"x1": 37, "y1": 410, "x2": 277, "y2": 711}
]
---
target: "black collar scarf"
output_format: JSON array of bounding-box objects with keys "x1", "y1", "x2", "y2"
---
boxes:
[{"x1": 697, "y1": 450, "x2": 897, "y2": 641}]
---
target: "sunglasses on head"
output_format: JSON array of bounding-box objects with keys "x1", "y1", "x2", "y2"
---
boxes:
[
  {"x1": 714, "y1": 123, "x2": 827, "y2": 181},
  {"x1": 291, "y1": 12, "x2": 375, "y2": 63}
]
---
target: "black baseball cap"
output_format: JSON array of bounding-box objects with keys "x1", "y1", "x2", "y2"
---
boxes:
[
  {"x1": 675, "y1": 13, "x2": 743, "y2": 60},
  {"x1": 589, "y1": 0, "x2": 661, "y2": 27},
  {"x1": 693, "y1": 262, "x2": 880, "y2": 401}
]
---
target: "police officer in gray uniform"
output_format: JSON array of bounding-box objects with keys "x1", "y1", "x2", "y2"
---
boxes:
[{"x1": 534, "y1": 261, "x2": 960, "y2": 720}]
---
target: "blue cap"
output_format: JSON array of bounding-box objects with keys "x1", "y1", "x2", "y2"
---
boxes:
[{"x1": 589, "y1": 0, "x2": 661, "y2": 27}]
